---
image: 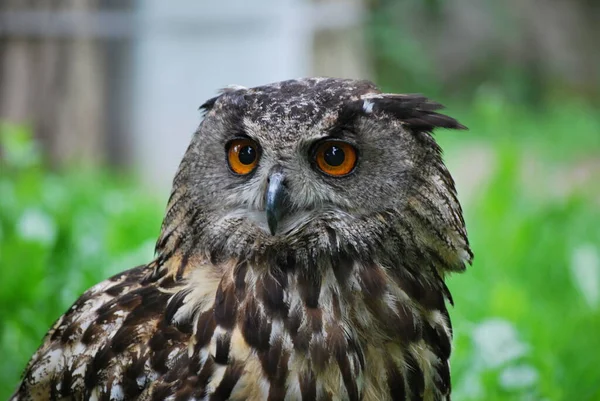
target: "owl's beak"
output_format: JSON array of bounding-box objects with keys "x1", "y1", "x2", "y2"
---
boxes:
[{"x1": 265, "y1": 170, "x2": 288, "y2": 235}]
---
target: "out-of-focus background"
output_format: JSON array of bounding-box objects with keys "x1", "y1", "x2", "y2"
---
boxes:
[{"x1": 1, "y1": 0, "x2": 599, "y2": 399}]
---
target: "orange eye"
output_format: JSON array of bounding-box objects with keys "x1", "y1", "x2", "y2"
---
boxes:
[
  {"x1": 227, "y1": 138, "x2": 260, "y2": 175},
  {"x1": 314, "y1": 140, "x2": 357, "y2": 176}
]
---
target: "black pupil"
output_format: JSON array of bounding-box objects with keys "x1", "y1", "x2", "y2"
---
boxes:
[
  {"x1": 238, "y1": 145, "x2": 256, "y2": 165},
  {"x1": 324, "y1": 145, "x2": 345, "y2": 166}
]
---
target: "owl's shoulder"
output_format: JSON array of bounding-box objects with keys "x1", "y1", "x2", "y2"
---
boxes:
[{"x1": 12, "y1": 264, "x2": 190, "y2": 401}]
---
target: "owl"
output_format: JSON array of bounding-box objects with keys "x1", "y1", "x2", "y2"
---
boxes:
[{"x1": 12, "y1": 78, "x2": 472, "y2": 401}]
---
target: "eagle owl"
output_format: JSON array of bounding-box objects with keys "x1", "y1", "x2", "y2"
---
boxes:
[{"x1": 12, "y1": 78, "x2": 472, "y2": 401}]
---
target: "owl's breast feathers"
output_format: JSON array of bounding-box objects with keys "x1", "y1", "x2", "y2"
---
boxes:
[{"x1": 13, "y1": 248, "x2": 456, "y2": 401}]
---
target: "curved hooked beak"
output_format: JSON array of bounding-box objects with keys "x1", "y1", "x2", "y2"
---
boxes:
[{"x1": 265, "y1": 170, "x2": 289, "y2": 235}]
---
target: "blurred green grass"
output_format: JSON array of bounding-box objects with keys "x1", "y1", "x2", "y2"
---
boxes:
[{"x1": 1, "y1": 94, "x2": 599, "y2": 400}]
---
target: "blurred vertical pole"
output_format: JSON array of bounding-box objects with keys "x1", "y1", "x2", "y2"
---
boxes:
[
  {"x1": 311, "y1": 0, "x2": 371, "y2": 80},
  {"x1": 0, "y1": 0, "x2": 107, "y2": 165}
]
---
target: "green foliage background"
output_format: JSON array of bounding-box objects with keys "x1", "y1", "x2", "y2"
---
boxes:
[{"x1": 0, "y1": 126, "x2": 163, "y2": 398}]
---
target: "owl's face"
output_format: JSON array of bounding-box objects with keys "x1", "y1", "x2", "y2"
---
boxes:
[{"x1": 160, "y1": 78, "x2": 469, "y2": 269}]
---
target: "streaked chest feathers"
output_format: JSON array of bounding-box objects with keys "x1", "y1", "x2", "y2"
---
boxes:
[{"x1": 21, "y1": 254, "x2": 453, "y2": 401}]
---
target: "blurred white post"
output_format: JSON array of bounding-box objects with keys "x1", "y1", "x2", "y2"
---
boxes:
[{"x1": 130, "y1": 0, "x2": 368, "y2": 194}]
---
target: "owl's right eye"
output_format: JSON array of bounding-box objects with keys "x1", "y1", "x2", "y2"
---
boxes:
[{"x1": 227, "y1": 138, "x2": 260, "y2": 175}]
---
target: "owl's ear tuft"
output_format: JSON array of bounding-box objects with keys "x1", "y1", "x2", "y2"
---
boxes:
[
  {"x1": 199, "y1": 96, "x2": 219, "y2": 114},
  {"x1": 199, "y1": 85, "x2": 249, "y2": 115},
  {"x1": 360, "y1": 94, "x2": 467, "y2": 132}
]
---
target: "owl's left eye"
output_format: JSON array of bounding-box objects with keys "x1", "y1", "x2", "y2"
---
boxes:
[
  {"x1": 227, "y1": 138, "x2": 260, "y2": 175},
  {"x1": 314, "y1": 140, "x2": 358, "y2": 177}
]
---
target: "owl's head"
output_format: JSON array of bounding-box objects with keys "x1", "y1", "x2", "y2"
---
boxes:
[{"x1": 156, "y1": 78, "x2": 472, "y2": 273}]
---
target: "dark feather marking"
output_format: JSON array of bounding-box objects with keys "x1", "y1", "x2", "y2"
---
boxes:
[
  {"x1": 187, "y1": 352, "x2": 202, "y2": 376},
  {"x1": 173, "y1": 376, "x2": 200, "y2": 401},
  {"x1": 292, "y1": 322, "x2": 311, "y2": 353},
  {"x1": 306, "y1": 307, "x2": 323, "y2": 333},
  {"x1": 386, "y1": 359, "x2": 407, "y2": 401},
  {"x1": 151, "y1": 383, "x2": 174, "y2": 401},
  {"x1": 259, "y1": 267, "x2": 289, "y2": 318},
  {"x1": 325, "y1": 225, "x2": 338, "y2": 249},
  {"x1": 297, "y1": 269, "x2": 321, "y2": 308},
  {"x1": 260, "y1": 337, "x2": 282, "y2": 379},
  {"x1": 164, "y1": 289, "x2": 195, "y2": 333},
  {"x1": 214, "y1": 283, "x2": 238, "y2": 330},
  {"x1": 285, "y1": 304, "x2": 302, "y2": 339},
  {"x1": 392, "y1": 262, "x2": 445, "y2": 312},
  {"x1": 375, "y1": 96, "x2": 465, "y2": 131},
  {"x1": 111, "y1": 325, "x2": 143, "y2": 354},
  {"x1": 268, "y1": 385, "x2": 288, "y2": 401},
  {"x1": 340, "y1": 95, "x2": 466, "y2": 133},
  {"x1": 434, "y1": 360, "x2": 451, "y2": 395},
  {"x1": 331, "y1": 254, "x2": 355, "y2": 288},
  {"x1": 122, "y1": 353, "x2": 148, "y2": 398},
  {"x1": 405, "y1": 351, "x2": 425, "y2": 401},
  {"x1": 310, "y1": 336, "x2": 330, "y2": 372},
  {"x1": 233, "y1": 262, "x2": 248, "y2": 300},
  {"x1": 214, "y1": 332, "x2": 232, "y2": 365},
  {"x1": 195, "y1": 310, "x2": 217, "y2": 349},
  {"x1": 261, "y1": 338, "x2": 290, "y2": 400},
  {"x1": 199, "y1": 95, "x2": 219, "y2": 113},
  {"x1": 335, "y1": 352, "x2": 359, "y2": 401},
  {"x1": 104, "y1": 280, "x2": 132, "y2": 296},
  {"x1": 154, "y1": 226, "x2": 173, "y2": 254},
  {"x1": 197, "y1": 356, "x2": 216, "y2": 388},
  {"x1": 150, "y1": 348, "x2": 170, "y2": 374},
  {"x1": 121, "y1": 287, "x2": 170, "y2": 328},
  {"x1": 209, "y1": 361, "x2": 244, "y2": 401},
  {"x1": 61, "y1": 322, "x2": 82, "y2": 344},
  {"x1": 331, "y1": 291, "x2": 342, "y2": 320},
  {"x1": 279, "y1": 252, "x2": 297, "y2": 273},
  {"x1": 115, "y1": 292, "x2": 143, "y2": 311},
  {"x1": 433, "y1": 268, "x2": 454, "y2": 306},
  {"x1": 333, "y1": 100, "x2": 365, "y2": 133},
  {"x1": 148, "y1": 330, "x2": 166, "y2": 352},
  {"x1": 49, "y1": 378, "x2": 60, "y2": 400},
  {"x1": 299, "y1": 370, "x2": 317, "y2": 401},
  {"x1": 209, "y1": 246, "x2": 225, "y2": 266},
  {"x1": 84, "y1": 345, "x2": 112, "y2": 389},
  {"x1": 59, "y1": 368, "x2": 73, "y2": 398},
  {"x1": 240, "y1": 296, "x2": 271, "y2": 351},
  {"x1": 359, "y1": 263, "x2": 387, "y2": 298},
  {"x1": 420, "y1": 282, "x2": 446, "y2": 312},
  {"x1": 423, "y1": 321, "x2": 452, "y2": 362},
  {"x1": 327, "y1": 323, "x2": 347, "y2": 360},
  {"x1": 348, "y1": 337, "x2": 365, "y2": 371},
  {"x1": 158, "y1": 273, "x2": 180, "y2": 289},
  {"x1": 392, "y1": 301, "x2": 421, "y2": 343}
]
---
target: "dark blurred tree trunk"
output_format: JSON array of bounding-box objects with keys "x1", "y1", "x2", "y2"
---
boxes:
[{"x1": 0, "y1": 0, "x2": 106, "y2": 165}]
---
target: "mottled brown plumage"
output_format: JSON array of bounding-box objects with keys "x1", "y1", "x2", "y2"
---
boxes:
[{"x1": 12, "y1": 77, "x2": 472, "y2": 401}]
